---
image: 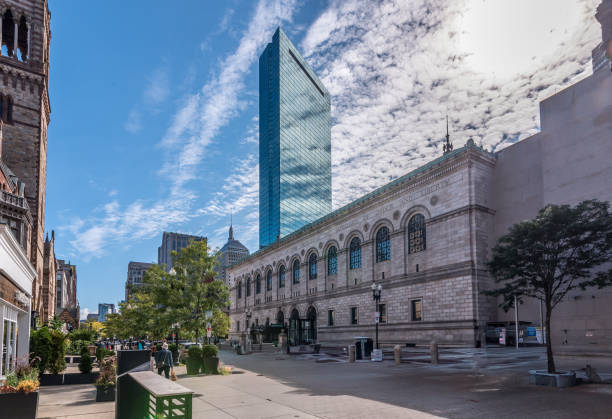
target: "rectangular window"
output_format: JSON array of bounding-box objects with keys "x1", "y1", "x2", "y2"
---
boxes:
[
  {"x1": 237, "y1": 321, "x2": 240, "y2": 332},
  {"x1": 328, "y1": 309, "x2": 334, "y2": 326},
  {"x1": 379, "y1": 304, "x2": 387, "y2": 324},
  {"x1": 350, "y1": 307, "x2": 358, "y2": 325},
  {"x1": 411, "y1": 299, "x2": 422, "y2": 321}
]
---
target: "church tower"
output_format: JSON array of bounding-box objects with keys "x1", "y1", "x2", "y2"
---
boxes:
[{"x1": 0, "y1": 0, "x2": 51, "y2": 320}]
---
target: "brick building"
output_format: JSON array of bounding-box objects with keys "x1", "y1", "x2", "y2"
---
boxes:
[{"x1": 0, "y1": 0, "x2": 52, "y2": 322}]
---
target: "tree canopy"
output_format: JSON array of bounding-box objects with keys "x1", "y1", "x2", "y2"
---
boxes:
[{"x1": 105, "y1": 240, "x2": 230, "y2": 342}]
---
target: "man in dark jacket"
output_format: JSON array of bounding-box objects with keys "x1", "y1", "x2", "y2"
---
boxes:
[{"x1": 155, "y1": 342, "x2": 173, "y2": 379}]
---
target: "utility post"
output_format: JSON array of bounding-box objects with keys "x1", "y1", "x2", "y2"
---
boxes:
[{"x1": 371, "y1": 281, "x2": 382, "y2": 349}]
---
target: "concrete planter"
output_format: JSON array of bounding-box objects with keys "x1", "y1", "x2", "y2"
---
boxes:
[
  {"x1": 203, "y1": 357, "x2": 220, "y2": 374},
  {"x1": 0, "y1": 391, "x2": 39, "y2": 418},
  {"x1": 95, "y1": 385, "x2": 115, "y2": 402},
  {"x1": 529, "y1": 370, "x2": 576, "y2": 387}
]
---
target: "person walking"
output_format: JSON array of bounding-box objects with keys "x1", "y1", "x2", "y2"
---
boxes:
[{"x1": 155, "y1": 342, "x2": 174, "y2": 379}]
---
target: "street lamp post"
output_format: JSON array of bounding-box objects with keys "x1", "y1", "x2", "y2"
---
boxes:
[{"x1": 371, "y1": 281, "x2": 382, "y2": 349}]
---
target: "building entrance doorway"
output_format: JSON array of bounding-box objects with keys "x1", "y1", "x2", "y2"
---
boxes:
[
  {"x1": 288, "y1": 309, "x2": 301, "y2": 346},
  {"x1": 303, "y1": 306, "x2": 317, "y2": 344}
]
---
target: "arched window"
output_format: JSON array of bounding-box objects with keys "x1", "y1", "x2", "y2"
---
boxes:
[
  {"x1": 376, "y1": 226, "x2": 391, "y2": 262},
  {"x1": 279, "y1": 265, "x2": 286, "y2": 288},
  {"x1": 309, "y1": 254, "x2": 317, "y2": 280},
  {"x1": 17, "y1": 16, "x2": 28, "y2": 62},
  {"x1": 349, "y1": 237, "x2": 362, "y2": 269},
  {"x1": 292, "y1": 259, "x2": 300, "y2": 284},
  {"x1": 246, "y1": 277, "x2": 251, "y2": 296},
  {"x1": 408, "y1": 214, "x2": 426, "y2": 254},
  {"x1": 327, "y1": 246, "x2": 337, "y2": 275},
  {"x1": 237, "y1": 280, "x2": 242, "y2": 299},
  {"x1": 2, "y1": 10, "x2": 15, "y2": 57},
  {"x1": 266, "y1": 270, "x2": 272, "y2": 291},
  {"x1": 255, "y1": 274, "x2": 261, "y2": 294}
]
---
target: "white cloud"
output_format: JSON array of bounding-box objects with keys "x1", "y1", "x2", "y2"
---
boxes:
[
  {"x1": 301, "y1": 0, "x2": 600, "y2": 208},
  {"x1": 124, "y1": 108, "x2": 142, "y2": 133},
  {"x1": 143, "y1": 68, "x2": 170, "y2": 105},
  {"x1": 80, "y1": 307, "x2": 91, "y2": 321}
]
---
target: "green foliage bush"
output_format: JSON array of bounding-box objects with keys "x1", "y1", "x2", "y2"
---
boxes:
[
  {"x1": 187, "y1": 345, "x2": 202, "y2": 359},
  {"x1": 96, "y1": 346, "x2": 112, "y2": 364},
  {"x1": 49, "y1": 331, "x2": 67, "y2": 375},
  {"x1": 66, "y1": 339, "x2": 90, "y2": 355},
  {"x1": 79, "y1": 352, "x2": 93, "y2": 374},
  {"x1": 69, "y1": 328, "x2": 97, "y2": 343},
  {"x1": 80, "y1": 345, "x2": 90, "y2": 356},
  {"x1": 30, "y1": 326, "x2": 53, "y2": 374},
  {"x1": 201, "y1": 344, "x2": 218, "y2": 358}
]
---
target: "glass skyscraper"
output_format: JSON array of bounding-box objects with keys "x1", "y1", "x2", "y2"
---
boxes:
[{"x1": 259, "y1": 27, "x2": 332, "y2": 248}]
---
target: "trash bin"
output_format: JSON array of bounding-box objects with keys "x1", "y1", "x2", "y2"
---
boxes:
[{"x1": 354, "y1": 337, "x2": 373, "y2": 360}]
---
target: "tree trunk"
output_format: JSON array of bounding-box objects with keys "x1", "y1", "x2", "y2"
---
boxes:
[{"x1": 545, "y1": 301, "x2": 555, "y2": 373}]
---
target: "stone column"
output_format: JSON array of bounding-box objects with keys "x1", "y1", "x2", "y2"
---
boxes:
[
  {"x1": 348, "y1": 344, "x2": 356, "y2": 363},
  {"x1": 26, "y1": 22, "x2": 30, "y2": 62},
  {"x1": 430, "y1": 341, "x2": 439, "y2": 365},
  {"x1": 13, "y1": 21, "x2": 17, "y2": 58},
  {"x1": 394, "y1": 345, "x2": 401, "y2": 365}
]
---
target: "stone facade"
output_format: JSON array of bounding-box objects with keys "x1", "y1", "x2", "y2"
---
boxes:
[
  {"x1": 229, "y1": 145, "x2": 497, "y2": 346},
  {"x1": 41, "y1": 229, "x2": 55, "y2": 322},
  {"x1": 0, "y1": 0, "x2": 51, "y2": 321}
]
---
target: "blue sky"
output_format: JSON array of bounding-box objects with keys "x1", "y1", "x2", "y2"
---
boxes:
[{"x1": 45, "y1": 0, "x2": 601, "y2": 318}]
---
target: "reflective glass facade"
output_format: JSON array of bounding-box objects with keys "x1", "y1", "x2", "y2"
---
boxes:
[{"x1": 259, "y1": 27, "x2": 332, "y2": 248}]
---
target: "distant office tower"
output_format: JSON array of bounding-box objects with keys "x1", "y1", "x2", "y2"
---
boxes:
[
  {"x1": 98, "y1": 303, "x2": 115, "y2": 322},
  {"x1": 125, "y1": 261, "x2": 155, "y2": 300},
  {"x1": 157, "y1": 231, "x2": 206, "y2": 271},
  {"x1": 218, "y1": 224, "x2": 249, "y2": 285},
  {"x1": 259, "y1": 27, "x2": 332, "y2": 248}
]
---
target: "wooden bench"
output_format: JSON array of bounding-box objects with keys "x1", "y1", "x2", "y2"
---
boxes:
[{"x1": 116, "y1": 371, "x2": 193, "y2": 418}]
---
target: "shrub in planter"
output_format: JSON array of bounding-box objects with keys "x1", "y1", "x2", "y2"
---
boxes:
[
  {"x1": 30, "y1": 326, "x2": 53, "y2": 374},
  {"x1": 79, "y1": 352, "x2": 93, "y2": 374},
  {"x1": 48, "y1": 331, "x2": 67, "y2": 375},
  {"x1": 201, "y1": 344, "x2": 219, "y2": 374},
  {"x1": 0, "y1": 357, "x2": 40, "y2": 418},
  {"x1": 95, "y1": 355, "x2": 116, "y2": 402},
  {"x1": 186, "y1": 346, "x2": 202, "y2": 375}
]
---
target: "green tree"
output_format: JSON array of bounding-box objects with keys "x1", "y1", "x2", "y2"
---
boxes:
[
  {"x1": 145, "y1": 240, "x2": 230, "y2": 343},
  {"x1": 485, "y1": 200, "x2": 612, "y2": 373},
  {"x1": 211, "y1": 309, "x2": 230, "y2": 339}
]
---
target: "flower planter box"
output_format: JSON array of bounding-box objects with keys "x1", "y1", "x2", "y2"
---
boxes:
[
  {"x1": 185, "y1": 359, "x2": 201, "y2": 375},
  {"x1": 203, "y1": 357, "x2": 219, "y2": 374},
  {"x1": 39, "y1": 374, "x2": 63, "y2": 386},
  {"x1": 529, "y1": 370, "x2": 576, "y2": 387},
  {"x1": 96, "y1": 385, "x2": 116, "y2": 402},
  {"x1": 0, "y1": 391, "x2": 39, "y2": 419}
]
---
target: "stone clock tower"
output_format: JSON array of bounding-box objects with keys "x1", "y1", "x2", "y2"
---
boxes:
[{"x1": 0, "y1": 0, "x2": 51, "y2": 321}]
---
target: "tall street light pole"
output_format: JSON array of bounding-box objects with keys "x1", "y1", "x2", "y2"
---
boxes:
[{"x1": 371, "y1": 281, "x2": 382, "y2": 349}]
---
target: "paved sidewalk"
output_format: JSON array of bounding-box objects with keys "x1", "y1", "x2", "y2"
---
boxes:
[
  {"x1": 38, "y1": 384, "x2": 114, "y2": 419},
  {"x1": 182, "y1": 368, "x2": 441, "y2": 419}
]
